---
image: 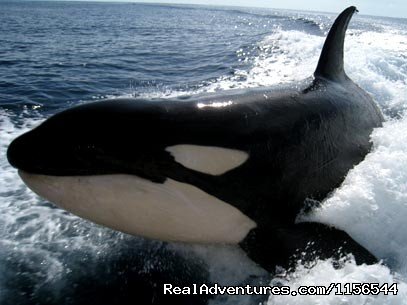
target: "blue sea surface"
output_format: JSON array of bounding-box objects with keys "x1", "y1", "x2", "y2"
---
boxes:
[
  {"x1": 1, "y1": 2, "x2": 407, "y2": 305},
  {"x1": 0, "y1": 1, "x2": 344, "y2": 112},
  {"x1": 1, "y1": 2, "x2": 263, "y2": 108}
]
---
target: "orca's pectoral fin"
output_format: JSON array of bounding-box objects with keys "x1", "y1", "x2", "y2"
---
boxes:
[
  {"x1": 239, "y1": 222, "x2": 377, "y2": 273},
  {"x1": 314, "y1": 6, "x2": 358, "y2": 82}
]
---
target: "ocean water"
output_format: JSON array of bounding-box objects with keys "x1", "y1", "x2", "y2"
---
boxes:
[{"x1": 0, "y1": 1, "x2": 407, "y2": 305}]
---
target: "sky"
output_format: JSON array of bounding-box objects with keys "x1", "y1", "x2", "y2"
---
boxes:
[{"x1": 94, "y1": 0, "x2": 406, "y2": 18}]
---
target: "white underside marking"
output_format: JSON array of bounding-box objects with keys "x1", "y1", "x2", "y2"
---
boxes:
[
  {"x1": 165, "y1": 144, "x2": 249, "y2": 175},
  {"x1": 19, "y1": 172, "x2": 256, "y2": 244}
]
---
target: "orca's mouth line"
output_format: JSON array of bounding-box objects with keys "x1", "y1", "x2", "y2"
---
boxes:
[{"x1": 18, "y1": 168, "x2": 116, "y2": 177}]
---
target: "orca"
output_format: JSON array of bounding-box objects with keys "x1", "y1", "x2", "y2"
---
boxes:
[{"x1": 8, "y1": 7, "x2": 382, "y2": 272}]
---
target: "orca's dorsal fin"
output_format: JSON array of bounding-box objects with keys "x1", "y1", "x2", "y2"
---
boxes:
[{"x1": 314, "y1": 6, "x2": 358, "y2": 82}]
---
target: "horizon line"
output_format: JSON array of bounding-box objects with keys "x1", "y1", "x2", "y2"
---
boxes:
[{"x1": 6, "y1": 0, "x2": 406, "y2": 19}]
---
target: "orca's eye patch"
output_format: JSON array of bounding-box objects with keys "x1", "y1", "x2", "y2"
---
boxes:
[{"x1": 165, "y1": 145, "x2": 249, "y2": 176}]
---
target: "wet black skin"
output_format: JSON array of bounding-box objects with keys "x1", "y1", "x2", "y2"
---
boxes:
[
  {"x1": 7, "y1": 77, "x2": 382, "y2": 269},
  {"x1": 8, "y1": 6, "x2": 383, "y2": 273}
]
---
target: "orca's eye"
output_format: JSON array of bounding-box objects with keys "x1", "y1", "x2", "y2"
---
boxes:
[{"x1": 74, "y1": 144, "x2": 103, "y2": 159}]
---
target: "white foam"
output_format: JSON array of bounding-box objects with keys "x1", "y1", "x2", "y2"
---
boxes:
[
  {"x1": 345, "y1": 30, "x2": 407, "y2": 113},
  {"x1": 269, "y1": 257, "x2": 407, "y2": 305}
]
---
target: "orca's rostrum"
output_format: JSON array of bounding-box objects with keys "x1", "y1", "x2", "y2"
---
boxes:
[{"x1": 8, "y1": 7, "x2": 383, "y2": 271}]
